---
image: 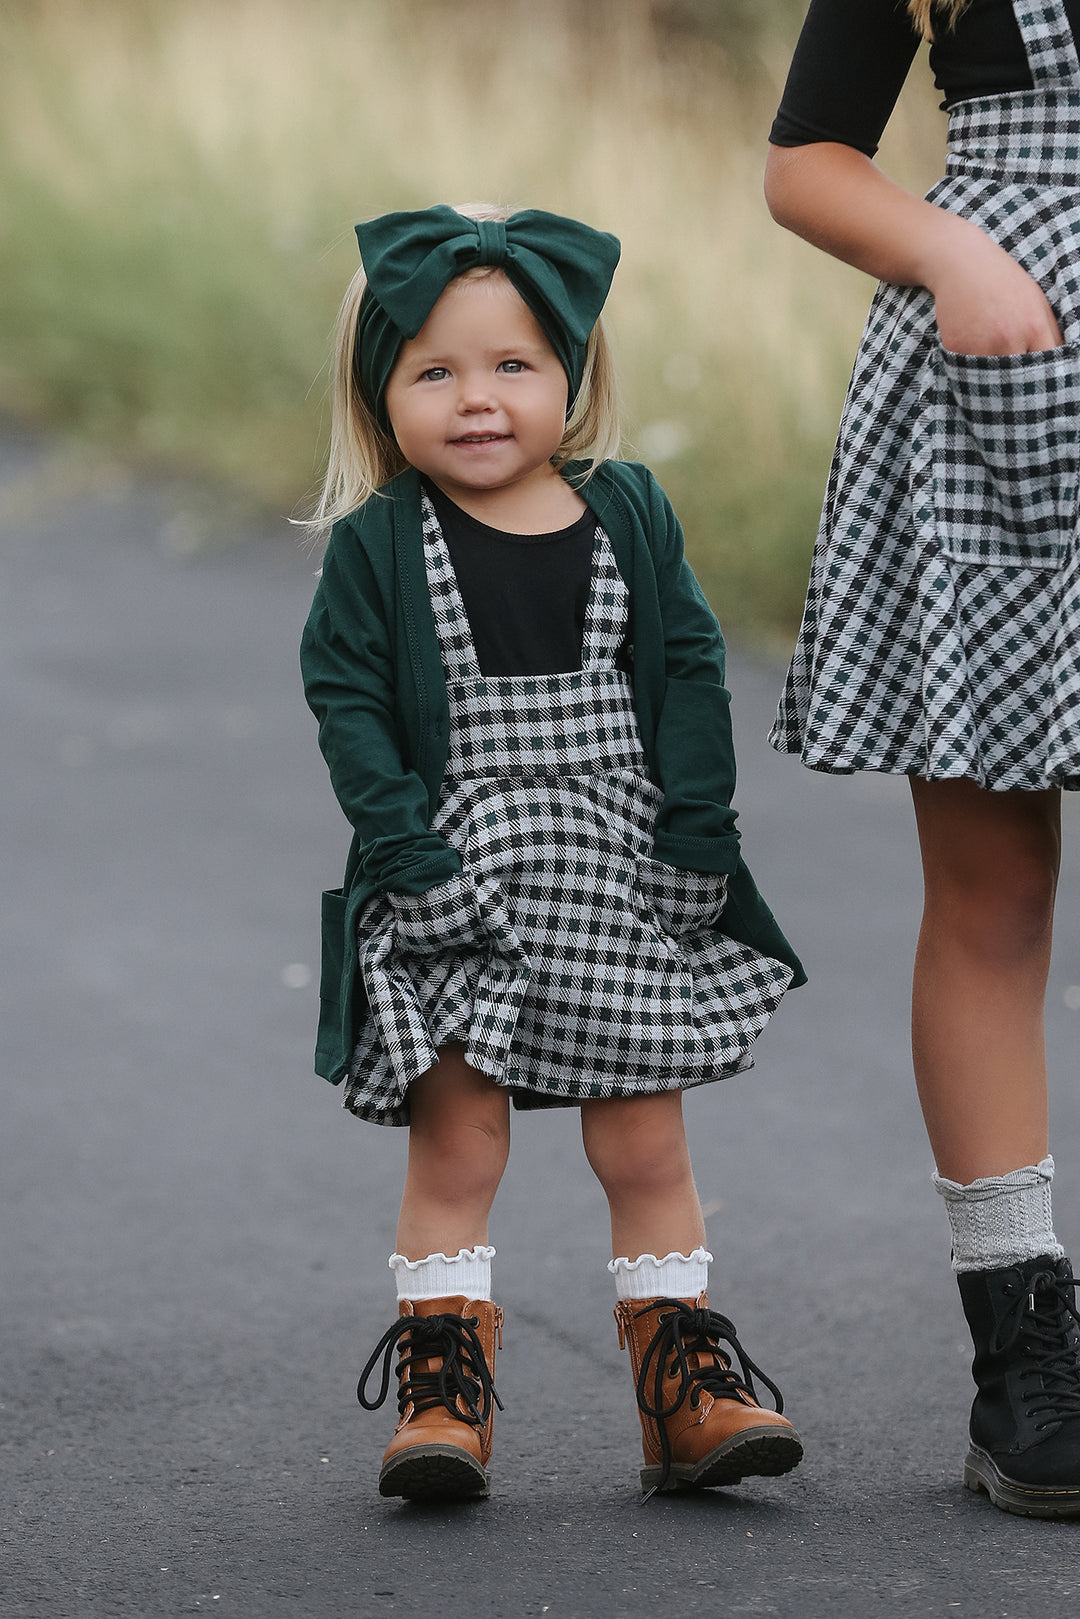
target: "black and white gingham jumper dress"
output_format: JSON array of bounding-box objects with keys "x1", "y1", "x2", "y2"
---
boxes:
[
  {"x1": 343, "y1": 496, "x2": 793, "y2": 1126},
  {"x1": 773, "y1": 0, "x2": 1080, "y2": 792}
]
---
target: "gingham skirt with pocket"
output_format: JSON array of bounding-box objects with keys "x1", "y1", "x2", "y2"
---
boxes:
[
  {"x1": 343, "y1": 497, "x2": 793, "y2": 1125},
  {"x1": 772, "y1": 0, "x2": 1080, "y2": 792}
]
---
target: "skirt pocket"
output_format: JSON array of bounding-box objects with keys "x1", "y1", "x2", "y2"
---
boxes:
[{"x1": 925, "y1": 340, "x2": 1080, "y2": 570}]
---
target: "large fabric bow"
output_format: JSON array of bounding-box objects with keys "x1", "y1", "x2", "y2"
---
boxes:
[{"x1": 354, "y1": 205, "x2": 621, "y2": 425}]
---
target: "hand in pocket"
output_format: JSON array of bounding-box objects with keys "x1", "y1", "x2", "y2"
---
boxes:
[
  {"x1": 390, "y1": 871, "x2": 488, "y2": 956},
  {"x1": 932, "y1": 229, "x2": 1062, "y2": 356},
  {"x1": 639, "y1": 859, "x2": 729, "y2": 940}
]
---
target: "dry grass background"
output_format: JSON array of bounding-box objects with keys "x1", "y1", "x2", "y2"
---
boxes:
[{"x1": 0, "y1": 0, "x2": 945, "y2": 631}]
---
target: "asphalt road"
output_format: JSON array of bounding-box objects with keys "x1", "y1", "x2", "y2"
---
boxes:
[{"x1": 3, "y1": 421, "x2": 1080, "y2": 1618}]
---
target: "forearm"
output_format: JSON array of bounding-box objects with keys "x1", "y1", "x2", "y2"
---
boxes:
[
  {"x1": 650, "y1": 487, "x2": 740, "y2": 864},
  {"x1": 765, "y1": 141, "x2": 972, "y2": 289},
  {"x1": 764, "y1": 140, "x2": 1063, "y2": 354},
  {"x1": 301, "y1": 573, "x2": 459, "y2": 895},
  {"x1": 305, "y1": 679, "x2": 460, "y2": 893}
]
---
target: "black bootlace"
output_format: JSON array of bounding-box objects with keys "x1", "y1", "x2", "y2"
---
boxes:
[
  {"x1": 634, "y1": 1299, "x2": 785, "y2": 1502},
  {"x1": 991, "y1": 1267, "x2": 1080, "y2": 1429},
  {"x1": 356, "y1": 1312, "x2": 502, "y2": 1428}
]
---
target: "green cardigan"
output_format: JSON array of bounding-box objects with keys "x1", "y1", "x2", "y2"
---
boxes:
[{"x1": 301, "y1": 459, "x2": 805, "y2": 1085}]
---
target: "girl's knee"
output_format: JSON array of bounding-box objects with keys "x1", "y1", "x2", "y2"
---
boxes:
[
  {"x1": 928, "y1": 851, "x2": 1057, "y2": 958},
  {"x1": 914, "y1": 783, "x2": 1060, "y2": 957},
  {"x1": 408, "y1": 1115, "x2": 509, "y2": 1205},
  {"x1": 408, "y1": 1054, "x2": 510, "y2": 1196},
  {"x1": 582, "y1": 1096, "x2": 693, "y2": 1199}
]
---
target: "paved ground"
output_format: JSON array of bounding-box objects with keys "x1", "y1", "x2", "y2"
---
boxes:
[{"x1": 2, "y1": 420, "x2": 1080, "y2": 1618}]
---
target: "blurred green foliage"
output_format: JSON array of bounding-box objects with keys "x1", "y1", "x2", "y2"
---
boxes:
[
  {"x1": 0, "y1": 0, "x2": 938, "y2": 635},
  {"x1": 649, "y1": 0, "x2": 808, "y2": 53}
]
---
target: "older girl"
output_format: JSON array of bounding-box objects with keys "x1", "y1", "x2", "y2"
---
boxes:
[{"x1": 767, "y1": 0, "x2": 1080, "y2": 1517}]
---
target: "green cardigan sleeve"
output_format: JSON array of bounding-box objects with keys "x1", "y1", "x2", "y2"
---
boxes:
[
  {"x1": 638, "y1": 469, "x2": 741, "y2": 874},
  {"x1": 603, "y1": 462, "x2": 803, "y2": 985},
  {"x1": 300, "y1": 517, "x2": 461, "y2": 896}
]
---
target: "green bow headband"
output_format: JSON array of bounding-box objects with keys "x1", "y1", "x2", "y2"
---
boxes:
[{"x1": 353, "y1": 205, "x2": 621, "y2": 428}]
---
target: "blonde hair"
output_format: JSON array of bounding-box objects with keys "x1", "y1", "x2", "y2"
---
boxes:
[
  {"x1": 908, "y1": 0, "x2": 970, "y2": 40},
  {"x1": 305, "y1": 201, "x2": 621, "y2": 538}
]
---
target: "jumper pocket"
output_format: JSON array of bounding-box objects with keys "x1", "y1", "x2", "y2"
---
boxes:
[
  {"x1": 636, "y1": 857, "x2": 728, "y2": 942},
  {"x1": 925, "y1": 341, "x2": 1080, "y2": 570}
]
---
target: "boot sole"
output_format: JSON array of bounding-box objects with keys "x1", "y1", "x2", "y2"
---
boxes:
[
  {"x1": 963, "y1": 1444, "x2": 1080, "y2": 1519},
  {"x1": 641, "y1": 1426, "x2": 804, "y2": 1494},
  {"x1": 379, "y1": 1444, "x2": 490, "y2": 1502}
]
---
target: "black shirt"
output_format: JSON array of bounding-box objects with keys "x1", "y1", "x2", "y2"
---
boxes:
[
  {"x1": 771, "y1": 0, "x2": 1080, "y2": 157},
  {"x1": 424, "y1": 483, "x2": 596, "y2": 677}
]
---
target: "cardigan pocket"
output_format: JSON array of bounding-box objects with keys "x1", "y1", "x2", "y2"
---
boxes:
[
  {"x1": 315, "y1": 888, "x2": 347, "y2": 1081},
  {"x1": 920, "y1": 341, "x2": 1080, "y2": 570}
]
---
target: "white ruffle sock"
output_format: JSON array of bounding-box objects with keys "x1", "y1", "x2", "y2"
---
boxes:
[
  {"x1": 932, "y1": 1157, "x2": 1064, "y2": 1273},
  {"x1": 388, "y1": 1245, "x2": 496, "y2": 1301},
  {"x1": 608, "y1": 1248, "x2": 713, "y2": 1301}
]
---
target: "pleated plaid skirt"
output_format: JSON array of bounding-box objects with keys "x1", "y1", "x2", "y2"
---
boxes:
[
  {"x1": 343, "y1": 496, "x2": 793, "y2": 1125},
  {"x1": 773, "y1": 0, "x2": 1080, "y2": 792}
]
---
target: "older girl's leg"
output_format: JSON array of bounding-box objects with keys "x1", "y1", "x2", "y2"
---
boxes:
[
  {"x1": 909, "y1": 779, "x2": 1080, "y2": 1518},
  {"x1": 911, "y1": 776, "x2": 1064, "y2": 1266},
  {"x1": 909, "y1": 777, "x2": 1060, "y2": 1183}
]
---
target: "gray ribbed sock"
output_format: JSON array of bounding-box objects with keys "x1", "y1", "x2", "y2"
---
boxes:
[{"x1": 932, "y1": 1156, "x2": 1064, "y2": 1273}]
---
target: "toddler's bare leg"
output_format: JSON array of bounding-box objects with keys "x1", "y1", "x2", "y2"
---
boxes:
[
  {"x1": 584, "y1": 1090, "x2": 802, "y2": 1493},
  {"x1": 395, "y1": 1045, "x2": 510, "y2": 1260},
  {"x1": 580, "y1": 1090, "x2": 705, "y2": 1259}
]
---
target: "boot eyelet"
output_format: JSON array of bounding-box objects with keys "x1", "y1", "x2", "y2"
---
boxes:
[{"x1": 468, "y1": 1316, "x2": 480, "y2": 1327}]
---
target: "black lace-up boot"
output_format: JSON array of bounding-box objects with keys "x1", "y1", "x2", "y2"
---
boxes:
[{"x1": 958, "y1": 1255, "x2": 1080, "y2": 1517}]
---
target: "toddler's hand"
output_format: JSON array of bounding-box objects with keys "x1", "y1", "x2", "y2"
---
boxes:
[
  {"x1": 640, "y1": 860, "x2": 729, "y2": 941},
  {"x1": 390, "y1": 871, "x2": 487, "y2": 956}
]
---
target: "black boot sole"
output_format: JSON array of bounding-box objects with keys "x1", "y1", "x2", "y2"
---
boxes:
[
  {"x1": 964, "y1": 1444, "x2": 1080, "y2": 1519},
  {"x1": 641, "y1": 1426, "x2": 804, "y2": 1494},
  {"x1": 379, "y1": 1443, "x2": 490, "y2": 1502}
]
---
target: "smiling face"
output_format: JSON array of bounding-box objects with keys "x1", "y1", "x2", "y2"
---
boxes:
[{"x1": 382, "y1": 272, "x2": 571, "y2": 519}]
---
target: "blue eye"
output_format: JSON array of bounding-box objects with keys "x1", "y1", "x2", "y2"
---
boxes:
[
  {"x1": 499, "y1": 359, "x2": 526, "y2": 373},
  {"x1": 421, "y1": 367, "x2": 449, "y2": 382}
]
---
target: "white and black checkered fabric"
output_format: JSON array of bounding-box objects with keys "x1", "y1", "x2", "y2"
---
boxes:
[
  {"x1": 344, "y1": 501, "x2": 793, "y2": 1125},
  {"x1": 1015, "y1": 0, "x2": 1080, "y2": 86},
  {"x1": 772, "y1": 0, "x2": 1080, "y2": 793}
]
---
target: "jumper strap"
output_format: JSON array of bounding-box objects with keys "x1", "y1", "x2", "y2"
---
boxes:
[{"x1": 1013, "y1": 0, "x2": 1080, "y2": 89}]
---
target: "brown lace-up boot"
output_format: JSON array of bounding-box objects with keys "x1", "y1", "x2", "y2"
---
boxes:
[
  {"x1": 357, "y1": 1294, "x2": 503, "y2": 1501},
  {"x1": 615, "y1": 1294, "x2": 803, "y2": 1499}
]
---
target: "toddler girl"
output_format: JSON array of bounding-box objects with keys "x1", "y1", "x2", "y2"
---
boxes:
[
  {"x1": 767, "y1": 0, "x2": 1080, "y2": 1517},
  {"x1": 301, "y1": 202, "x2": 805, "y2": 1502}
]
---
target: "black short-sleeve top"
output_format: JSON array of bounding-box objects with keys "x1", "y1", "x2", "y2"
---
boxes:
[
  {"x1": 423, "y1": 481, "x2": 596, "y2": 677},
  {"x1": 771, "y1": 0, "x2": 1080, "y2": 157}
]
